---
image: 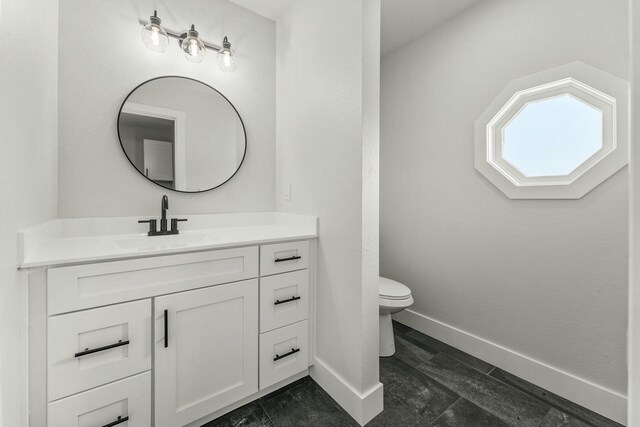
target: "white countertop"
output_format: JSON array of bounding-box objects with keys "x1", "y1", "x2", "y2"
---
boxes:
[{"x1": 19, "y1": 212, "x2": 318, "y2": 268}]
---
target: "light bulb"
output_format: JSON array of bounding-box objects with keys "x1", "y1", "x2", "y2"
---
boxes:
[
  {"x1": 217, "y1": 37, "x2": 237, "y2": 72},
  {"x1": 181, "y1": 25, "x2": 206, "y2": 63},
  {"x1": 141, "y1": 11, "x2": 169, "y2": 53}
]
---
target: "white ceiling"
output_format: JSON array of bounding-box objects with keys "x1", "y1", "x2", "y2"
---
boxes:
[
  {"x1": 229, "y1": 0, "x2": 480, "y2": 56},
  {"x1": 382, "y1": 0, "x2": 480, "y2": 55},
  {"x1": 229, "y1": 0, "x2": 292, "y2": 21}
]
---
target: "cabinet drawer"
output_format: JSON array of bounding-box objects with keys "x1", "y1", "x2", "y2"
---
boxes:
[
  {"x1": 260, "y1": 241, "x2": 309, "y2": 276},
  {"x1": 48, "y1": 246, "x2": 259, "y2": 315},
  {"x1": 260, "y1": 270, "x2": 309, "y2": 333},
  {"x1": 48, "y1": 299, "x2": 151, "y2": 401},
  {"x1": 260, "y1": 320, "x2": 309, "y2": 390},
  {"x1": 48, "y1": 371, "x2": 151, "y2": 427}
]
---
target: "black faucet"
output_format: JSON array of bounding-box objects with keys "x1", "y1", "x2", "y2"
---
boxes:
[
  {"x1": 161, "y1": 195, "x2": 169, "y2": 232},
  {"x1": 138, "y1": 195, "x2": 188, "y2": 236}
]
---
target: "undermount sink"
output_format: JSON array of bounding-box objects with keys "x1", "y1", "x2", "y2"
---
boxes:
[{"x1": 115, "y1": 233, "x2": 209, "y2": 250}]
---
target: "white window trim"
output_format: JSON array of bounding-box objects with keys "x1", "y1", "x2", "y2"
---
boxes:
[{"x1": 474, "y1": 62, "x2": 629, "y2": 199}]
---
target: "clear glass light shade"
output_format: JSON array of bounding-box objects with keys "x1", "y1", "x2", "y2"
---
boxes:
[
  {"x1": 182, "y1": 27, "x2": 206, "y2": 63},
  {"x1": 141, "y1": 14, "x2": 169, "y2": 53},
  {"x1": 217, "y1": 48, "x2": 237, "y2": 72}
]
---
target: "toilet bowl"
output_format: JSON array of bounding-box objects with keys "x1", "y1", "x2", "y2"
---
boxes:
[{"x1": 379, "y1": 277, "x2": 413, "y2": 357}]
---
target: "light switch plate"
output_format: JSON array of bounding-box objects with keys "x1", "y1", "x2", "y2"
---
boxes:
[{"x1": 284, "y1": 183, "x2": 291, "y2": 201}]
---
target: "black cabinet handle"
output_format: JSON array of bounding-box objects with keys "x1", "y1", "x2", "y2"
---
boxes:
[
  {"x1": 102, "y1": 415, "x2": 129, "y2": 427},
  {"x1": 74, "y1": 340, "x2": 130, "y2": 358},
  {"x1": 164, "y1": 309, "x2": 169, "y2": 348},
  {"x1": 274, "y1": 255, "x2": 301, "y2": 263},
  {"x1": 274, "y1": 347, "x2": 300, "y2": 361},
  {"x1": 274, "y1": 296, "x2": 301, "y2": 306}
]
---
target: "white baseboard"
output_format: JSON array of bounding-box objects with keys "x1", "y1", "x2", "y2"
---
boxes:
[
  {"x1": 394, "y1": 309, "x2": 627, "y2": 426},
  {"x1": 310, "y1": 357, "x2": 383, "y2": 426}
]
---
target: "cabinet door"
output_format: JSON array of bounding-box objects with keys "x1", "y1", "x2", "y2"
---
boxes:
[{"x1": 154, "y1": 279, "x2": 258, "y2": 427}]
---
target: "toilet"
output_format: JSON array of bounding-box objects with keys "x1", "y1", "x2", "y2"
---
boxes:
[{"x1": 378, "y1": 277, "x2": 413, "y2": 357}]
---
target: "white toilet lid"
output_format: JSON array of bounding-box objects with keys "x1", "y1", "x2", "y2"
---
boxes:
[{"x1": 379, "y1": 277, "x2": 411, "y2": 300}]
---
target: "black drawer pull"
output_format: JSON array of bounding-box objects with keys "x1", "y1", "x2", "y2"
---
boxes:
[
  {"x1": 274, "y1": 347, "x2": 300, "y2": 361},
  {"x1": 102, "y1": 415, "x2": 129, "y2": 427},
  {"x1": 274, "y1": 296, "x2": 301, "y2": 306},
  {"x1": 274, "y1": 255, "x2": 301, "y2": 263},
  {"x1": 164, "y1": 309, "x2": 169, "y2": 348},
  {"x1": 74, "y1": 340, "x2": 130, "y2": 358}
]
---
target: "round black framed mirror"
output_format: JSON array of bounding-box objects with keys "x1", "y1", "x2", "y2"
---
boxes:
[{"x1": 117, "y1": 76, "x2": 246, "y2": 193}]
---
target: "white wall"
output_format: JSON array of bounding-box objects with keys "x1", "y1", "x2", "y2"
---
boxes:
[
  {"x1": 382, "y1": 0, "x2": 628, "y2": 414},
  {"x1": 0, "y1": 0, "x2": 58, "y2": 425},
  {"x1": 275, "y1": 1, "x2": 382, "y2": 424},
  {"x1": 58, "y1": 0, "x2": 275, "y2": 217}
]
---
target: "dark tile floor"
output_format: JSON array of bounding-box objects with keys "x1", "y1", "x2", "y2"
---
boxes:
[{"x1": 202, "y1": 321, "x2": 622, "y2": 427}]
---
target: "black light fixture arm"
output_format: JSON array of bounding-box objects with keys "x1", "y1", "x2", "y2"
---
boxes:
[{"x1": 138, "y1": 18, "x2": 222, "y2": 52}]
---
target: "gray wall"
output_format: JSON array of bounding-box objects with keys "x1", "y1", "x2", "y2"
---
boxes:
[
  {"x1": 58, "y1": 0, "x2": 275, "y2": 217},
  {"x1": 0, "y1": 0, "x2": 58, "y2": 424},
  {"x1": 381, "y1": 0, "x2": 628, "y2": 394}
]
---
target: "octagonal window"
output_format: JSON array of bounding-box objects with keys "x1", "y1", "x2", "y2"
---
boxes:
[
  {"x1": 474, "y1": 63, "x2": 628, "y2": 199},
  {"x1": 502, "y1": 95, "x2": 604, "y2": 177}
]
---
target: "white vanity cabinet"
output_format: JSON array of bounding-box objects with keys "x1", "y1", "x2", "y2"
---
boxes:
[{"x1": 29, "y1": 238, "x2": 316, "y2": 427}]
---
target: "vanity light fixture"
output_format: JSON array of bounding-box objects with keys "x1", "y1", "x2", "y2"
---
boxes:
[
  {"x1": 217, "y1": 37, "x2": 237, "y2": 72},
  {"x1": 140, "y1": 10, "x2": 238, "y2": 72},
  {"x1": 181, "y1": 25, "x2": 206, "y2": 63},
  {"x1": 141, "y1": 10, "x2": 169, "y2": 53}
]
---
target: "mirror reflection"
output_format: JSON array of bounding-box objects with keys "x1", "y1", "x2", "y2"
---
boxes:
[{"x1": 118, "y1": 76, "x2": 246, "y2": 192}]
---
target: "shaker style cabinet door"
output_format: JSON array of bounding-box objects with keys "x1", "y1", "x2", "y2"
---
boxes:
[{"x1": 154, "y1": 279, "x2": 259, "y2": 427}]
